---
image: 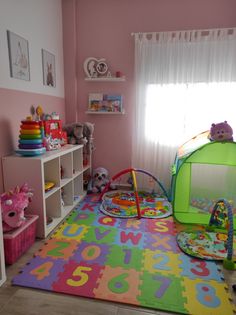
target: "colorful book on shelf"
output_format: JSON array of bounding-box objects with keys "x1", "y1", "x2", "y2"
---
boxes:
[{"x1": 88, "y1": 93, "x2": 123, "y2": 112}]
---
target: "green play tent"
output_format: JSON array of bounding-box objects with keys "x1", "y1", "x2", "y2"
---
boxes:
[{"x1": 172, "y1": 133, "x2": 236, "y2": 228}]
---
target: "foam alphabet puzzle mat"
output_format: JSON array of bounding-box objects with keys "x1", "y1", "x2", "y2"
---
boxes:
[{"x1": 12, "y1": 195, "x2": 235, "y2": 315}]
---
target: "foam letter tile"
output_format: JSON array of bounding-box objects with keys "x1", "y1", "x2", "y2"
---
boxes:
[
  {"x1": 85, "y1": 225, "x2": 117, "y2": 245},
  {"x1": 146, "y1": 218, "x2": 175, "y2": 235},
  {"x1": 66, "y1": 210, "x2": 96, "y2": 226},
  {"x1": 52, "y1": 261, "x2": 104, "y2": 298},
  {"x1": 138, "y1": 270, "x2": 188, "y2": 314},
  {"x1": 118, "y1": 218, "x2": 146, "y2": 232},
  {"x1": 116, "y1": 230, "x2": 144, "y2": 249},
  {"x1": 94, "y1": 265, "x2": 141, "y2": 305},
  {"x1": 94, "y1": 215, "x2": 119, "y2": 228},
  {"x1": 12, "y1": 256, "x2": 66, "y2": 290},
  {"x1": 144, "y1": 232, "x2": 180, "y2": 253},
  {"x1": 53, "y1": 222, "x2": 89, "y2": 242},
  {"x1": 182, "y1": 278, "x2": 235, "y2": 315}
]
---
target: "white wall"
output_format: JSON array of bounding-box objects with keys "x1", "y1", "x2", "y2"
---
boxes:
[{"x1": 0, "y1": 0, "x2": 64, "y2": 97}]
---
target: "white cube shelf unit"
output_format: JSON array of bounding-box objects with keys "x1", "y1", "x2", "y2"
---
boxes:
[{"x1": 2, "y1": 144, "x2": 89, "y2": 238}]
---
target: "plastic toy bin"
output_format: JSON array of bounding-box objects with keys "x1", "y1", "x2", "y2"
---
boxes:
[{"x1": 3, "y1": 215, "x2": 38, "y2": 264}]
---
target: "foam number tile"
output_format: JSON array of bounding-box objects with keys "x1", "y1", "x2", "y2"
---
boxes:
[
  {"x1": 138, "y1": 270, "x2": 187, "y2": 314},
  {"x1": 93, "y1": 266, "x2": 141, "y2": 305},
  {"x1": 72, "y1": 241, "x2": 110, "y2": 266},
  {"x1": 182, "y1": 278, "x2": 235, "y2": 315},
  {"x1": 52, "y1": 261, "x2": 103, "y2": 297},
  {"x1": 36, "y1": 238, "x2": 78, "y2": 260},
  {"x1": 142, "y1": 249, "x2": 181, "y2": 275},
  {"x1": 105, "y1": 245, "x2": 143, "y2": 270},
  {"x1": 179, "y1": 254, "x2": 223, "y2": 281},
  {"x1": 12, "y1": 256, "x2": 66, "y2": 290},
  {"x1": 53, "y1": 222, "x2": 89, "y2": 242}
]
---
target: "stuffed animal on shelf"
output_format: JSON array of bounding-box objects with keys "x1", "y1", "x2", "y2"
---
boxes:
[
  {"x1": 1, "y1": 183, "x2": 33, "y2": 232},
  {"x1": 87, "y1": 167, "x2": 110, "y2": 193},
  {"x1": 63, "y1": 123, "x2": 88, "y2": 145},
  {"x1": 209, "y1": 121, "x2": 233, "y2": 142}
]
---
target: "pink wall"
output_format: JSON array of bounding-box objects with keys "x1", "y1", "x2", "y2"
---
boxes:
[
  {"x1": 64, "y1": 0, "x2": 236, "y2": 177},
  {"x1": 0, "y1": 88, "x2": 65, "y2": 193}
]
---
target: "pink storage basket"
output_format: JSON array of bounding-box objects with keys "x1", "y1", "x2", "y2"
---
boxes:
[{"x1": 3, "y1": 214, "x2": 38, "y2": 264}]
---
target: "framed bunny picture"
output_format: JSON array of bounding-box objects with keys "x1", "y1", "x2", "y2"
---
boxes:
[{"x1": 42, "y1": 49, "x2": 56, "y2": 87}]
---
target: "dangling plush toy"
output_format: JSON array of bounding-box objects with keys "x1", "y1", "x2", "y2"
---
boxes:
[{"x1": 209, "y1": 121, "x2": 233, "y2": 142}]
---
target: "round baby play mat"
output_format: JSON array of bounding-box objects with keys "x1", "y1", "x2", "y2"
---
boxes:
[
  {"x1": 100, "y1": 190, "x2": 172, "y2": 218},
  {"x1": 177, "y1": 230, "x2": 233, "y2": 261}
]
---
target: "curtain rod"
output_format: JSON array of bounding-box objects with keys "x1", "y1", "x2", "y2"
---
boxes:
[{"x1": 131, "y1": 27, "x2": 236, "y2": 36}]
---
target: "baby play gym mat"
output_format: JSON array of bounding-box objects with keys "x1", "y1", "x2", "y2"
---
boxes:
[{"x1": 100, "y1": 190, "x2": 172, "y2": 218}]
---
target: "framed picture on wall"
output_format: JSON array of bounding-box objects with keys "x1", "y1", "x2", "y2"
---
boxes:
[
  {"x1": 7, "y1": 30, "x2": 30, "y2": 81},
  {"x1": 42, "y1": 49, "x2": 56, "y2": 87}
]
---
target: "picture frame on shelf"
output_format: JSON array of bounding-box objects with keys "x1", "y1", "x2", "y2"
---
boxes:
[
  {"x1": 42, "y1": 49, "x2": 56, "y2": 87},
  {"x1": 7, "y1": 30, "x2": 30, "y2": 81}
]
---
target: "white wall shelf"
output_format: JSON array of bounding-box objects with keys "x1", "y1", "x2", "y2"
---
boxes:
[
  {"x1": 85, "y1": 77, "x2": 125, "y2": 82},
  {"x1": 2, "y1": 144, "x2": 91, "y2": 238},
  {"x1": 86, "y1": 110, "x2": 125, "y2": 115}
]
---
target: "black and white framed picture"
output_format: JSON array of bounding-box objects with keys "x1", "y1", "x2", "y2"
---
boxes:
[
  {"x1": 7, "y1": 30, "x2": 30, "y2": 81},
  {"x1": 42, "y1": 49, "x2": 56, "y2": 87}
]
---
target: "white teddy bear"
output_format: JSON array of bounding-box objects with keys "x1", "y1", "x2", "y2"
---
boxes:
[{"x1": 88, "y1": 167, "x2": 110, "y2": 193}]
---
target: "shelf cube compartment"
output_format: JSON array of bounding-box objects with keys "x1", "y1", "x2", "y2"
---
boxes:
[
  {"x1": 60, "y1": 152, "x2": 73, "y2": 180},
  {"x1": 73, "y1": 149, "x2": 83, "y2": 176},
  {"x1": 74, "y1": 173, "x2": 83, "y2": 198},
  {"x1": 45, "y1": 190, "x2": 61, "y2": 219},
  {"x1": 44, "y1": 158, "x2": 60, "y2": 188},
  {"x1": 61, "y1": 181, "x2": 73, "y2": 207}
]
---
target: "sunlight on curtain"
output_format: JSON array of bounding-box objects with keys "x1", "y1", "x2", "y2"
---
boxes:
[
  {"x1": 145, "y1": 82, "x2": 236, "y2": 147},
  {"x1": 132, "y1": 28, "x2": 236, "y2": 192}
]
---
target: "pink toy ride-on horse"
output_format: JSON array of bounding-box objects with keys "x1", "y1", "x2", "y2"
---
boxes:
[{"x1": 1, "y1": 183, "x2": 33, "y2": 232}]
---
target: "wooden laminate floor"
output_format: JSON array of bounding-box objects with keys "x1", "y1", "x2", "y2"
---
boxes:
[{"x1": 0, "y1": 239, "x2": 235, "y2": 315}]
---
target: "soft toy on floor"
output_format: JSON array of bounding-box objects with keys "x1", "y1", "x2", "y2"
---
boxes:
[
  {"x1": 87, "y1": 167, "x2": 110, "y2": 193},
  {"x1": 1, "y1": 183, "x2": 33, "y2": 232},
  {"x1": 210, "y1": 121, "x2": 233, "y2": 141}
]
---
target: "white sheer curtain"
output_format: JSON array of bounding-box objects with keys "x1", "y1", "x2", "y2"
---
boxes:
[{"x1": 132, "y1": 28, "x2": 236, "y2": 193}]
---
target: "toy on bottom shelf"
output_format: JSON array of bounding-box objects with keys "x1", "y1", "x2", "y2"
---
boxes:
[
  {"x1": 99, "y1": 168, "x2": 172, "y2": 219},
  {"x1": 177, "y1": 199, "x2": 236, "y2": 270},
  {"x1": 1, "y1": 183, "x2": 33, "y2": 232}
]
